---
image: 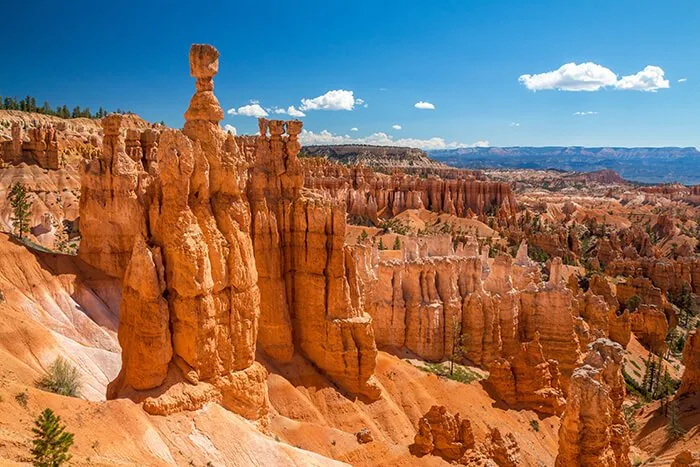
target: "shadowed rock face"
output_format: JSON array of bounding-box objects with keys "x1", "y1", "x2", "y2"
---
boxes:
[
  {"x1": 79, "y1": 45, "x2": 380, "y2": 421},
  {"x1": 678, "y1": 330, "x2": 700, "y2": 397}
]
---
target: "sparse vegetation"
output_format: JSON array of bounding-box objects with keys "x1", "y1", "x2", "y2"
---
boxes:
[
  {"x1": 393, "y1": 236, "x2": 401, "y2": 250},
  {"x1": 356, "y1": 229, "x2": 369, "y2": 245},
  {"x1": 625, "y1": 295, "x2": 642, "y2": 312},
  {"x1": 529, "y1": 419, "x2": 540, "y2": 432},
  {"x1": 527, "y1": 245, "x2": 549, "y2": 263},
  {"x1": 37, "y1": 357, "x2": 81, "y2": 397},
  {"x1": 419, "y1": 362, "x2": 482, "y2": 384},
  {"x1": 15, "y1": 390, "x2": 29, "y2": 408},
  {"x1": 31, "y1": 408, "x2": 74, "y2": 467},
  {"x1": 8, "y1": 182, "x2": 32, "y2": 239},
  {"x1": 666, "y1": 400, "x2": 686, "y2": 440},
  {"x1": 379, "y1": 218, "x2": 410, "y2": 235}
]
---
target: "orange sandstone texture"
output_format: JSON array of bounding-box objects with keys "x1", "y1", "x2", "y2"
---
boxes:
[
  {"x1": 303, "y1": 158, "x2": 517, "y2": 223},
  {"x1": 80, "y1": 44, "x2": 381, "y2": 420},
  {"x1": 678, "y1": 330, "x2": 700, "y2": 397},
  {"x1": 555, "y1": 338, "x2": 630, "y2": 467}
]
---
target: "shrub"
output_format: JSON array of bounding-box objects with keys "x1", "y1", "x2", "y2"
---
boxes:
[
  {"x1": 625, "y1": 295, "x2": 642, "y2": 312},
  {"x1": 15, "y1": 391, "x2": 28, "y2": 408},
  {"x1": 529, "y1": 420, "x2": 540, "y2": 432},
  {"x1": 37, "y1": 357, "x2": 81, "y2": 397},
  {"x1": 31, "y1": 408, "x2": 74, "y2": 467}
]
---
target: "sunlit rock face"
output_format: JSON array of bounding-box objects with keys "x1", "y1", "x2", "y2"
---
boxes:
[
  {"x1": 555, "y1": 338, "x2": 630, "y2": 467},
  {"x1": 79, "y1": 45, "x2": 382, "y2": 419}
]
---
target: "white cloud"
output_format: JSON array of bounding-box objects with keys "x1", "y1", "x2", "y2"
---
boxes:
[
  {"x1": 573, "y1": 111, "x2": 598, "y2": 116},
  {"x1": 615, "y1": 65, "x2": 669, "y2": 92},
  {"x1": 519, "y1": 62, "x2": 671, "y2": 92},
  {"x1": 287, "y1": 105, "x2": 306, "y2": 117},
  {"x1": 355, "y1": 98, "x2": 368, "y2": 108},
  {"x1": 519, "y1": 62, "x2": 618, "y2": 91},
  {"x1": 414, "y1": 101, "x2": 436, "y2": 110},
  {"x1": 510, "y1": 122, "x2": 520, "y2": 127},
  {"x1": 300, "y1": 90, "x2": 357, "y2": 111},
  {"x1": 350, "y1": 127, "x2": 359, "y2": 131},
  {"x1": 271, "y1": 107, "x2": 287, "y2": 114},
  {"x1": 392, "y1": 124, "x2": 402, "y2": 130},
  {"x1": 678, "y1": 78, "x2": 687, "y2": 83},
  {"x1": 223, "y1": 124, "x2": 237, "y2": 135},
  {"x1": 227, "y1": 103, "x2": 268, "y2": 117},
  {"x1": 299, "y1": 129, "x2": 488, "y2": 150}
]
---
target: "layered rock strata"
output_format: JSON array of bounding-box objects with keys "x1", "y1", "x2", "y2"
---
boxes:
[
  {"x1": 487, "y1": 332, "x2": 566, "y2": 415},
  {"x1": 103, "y1": 44, "x2": 268, "y2": 420},
  {"x1": 303, "y1": 158, "x2": 517, "y2": 223},
  {"x1": 410, "y1": 405, "x2": 476, "y2": 461},
  {"x1": 81, "y1": 45, "x2": 381, "y2": 416},
  {"x1": 678, "y1": 330, "x2": 699, "y2": 397},
  {"x1": 555, "y1": 338, "x2": 630, "y2": 467},
  {"x1": 251, "y1": 118, "x2": 380, "y2": 399}
]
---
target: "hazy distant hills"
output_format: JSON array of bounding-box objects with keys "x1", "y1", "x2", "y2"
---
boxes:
[{"x1": 429, "y1": 147, "x2": 700, "y2": 185}]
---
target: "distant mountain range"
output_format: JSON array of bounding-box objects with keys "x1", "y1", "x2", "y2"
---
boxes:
[{"x1": 428, "y1": 146, "x2": 700, "y2": 185}]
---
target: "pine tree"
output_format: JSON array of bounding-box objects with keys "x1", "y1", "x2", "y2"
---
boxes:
[
  {"x1": 393, "y1": 237, "x2": 401, "y2": 250},
  {"x1": 666, "y1": 400, "x2": 686, "y2": 440},
  {"x1": 378, "y1": 238, "x2": 386, "y2": 250},
  {"x1": 7, "y1": 182, "x2": 32, "y2": 239},
  {"x1": 30, "y1": 408, "x2": 74, "y2": 467}
]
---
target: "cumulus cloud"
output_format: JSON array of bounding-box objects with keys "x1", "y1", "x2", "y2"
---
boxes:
[
  {"x1": 355, "y1": 98, "x2": 368, "y2": 108},
  {"x1": 615, "y1": 66, "x2": 669, "y2": 92},
  {"x1": 519, "y1": 62, "x2": 671, "y2": 92},
  {"x1": 224, "y1": 124, "x2": 237, "y2": 135},
  {"x1": 510, "y1": 122, "x2": 520, "y2": 127},
  {"x1": 287, "y1": 106, "x2": 306, "y2": 117},
  {"x1": 299, "y1": 129, "x2": 488, "y2": 150},
  {"x1": 573, "y1": 111, "x2": 598, "y2": 116},
  {"x1": 350, "y1": 127, "x2": 359, "y2": 131},
  {"x1": 392, "y1": 124, "x2": 402, "y2": 130},
  {"x1": 678, "y1": 78, "x2": 687, "y2": 83},
  {"x1": 519, "y1": 62, "x2": 617, "y2": 91},
  {"x1": 414, "y1": 101, "x2": 436, "y2": 110},
  {"x1": 227, "y1": 103, "x2": 268, "y2": 117},
  {"x1": 300, "y1": 90, "x2": 359, "y2": 111}
]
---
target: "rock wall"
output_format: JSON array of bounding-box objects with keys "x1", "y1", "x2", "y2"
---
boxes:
[
  {"x1": 1, "y1": 122, "x2": 61, "y2": 168},
  {"x1": 78, "y1": 116, "x2": 150, "y2": 278},
  {"x1": 102, "y1": 44, "x2": 268, "y2": 421},
  {"x1": 487, "y1": 332, "x2": 566, "y2": 415},
  {"x1": 80, "y1": 45, "x2": 381, "y2": 415},
  {"x1": 303, "y1": 158, "x2": 517, "y2": 223},
  {"x1": 678, "y1": 330, "x2": 699, "y2": 397},
  {"x1": 555, "y1": 338, "x2": 630, "y2": 467},
  {"x1": 251, "y1": 119, "x2": 380, "y2": 399}
]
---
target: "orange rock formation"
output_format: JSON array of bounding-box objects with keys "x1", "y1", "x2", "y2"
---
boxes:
[{"x1": 556, "y1": 338, "x2": 630, "y2": 467}]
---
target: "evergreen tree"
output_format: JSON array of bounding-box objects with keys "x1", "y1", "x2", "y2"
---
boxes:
[
  {"x1": 7, "y1": 182, "x2": 32, "y2": 239},
  {"x1": 41, "y1": 101, "x2": 52, "y2": 114},
  {"x1": 71, "y1": 106, "x2": 81, "y2": 118},
  {"x1": 393, "y1": 237, "x2": 401, "y2": 250},
  {"x1": 378, "y1": 238, "x2": 386, "y2": 250},
  {"x1": 666, "y1": 400, "x2": 686, "y2": 440},
  {"x1": 30, "y1": 408, "x2": 74, "y2": 467}
]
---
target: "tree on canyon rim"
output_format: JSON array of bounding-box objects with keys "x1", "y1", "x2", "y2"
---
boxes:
[{"x1": 7, "y1": 182, "x2": 32, "y2": 239}]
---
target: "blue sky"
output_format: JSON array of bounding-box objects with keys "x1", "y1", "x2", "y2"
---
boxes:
[{"x1": 1, "y1": 0, "x2": 698, "y2": 148}]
